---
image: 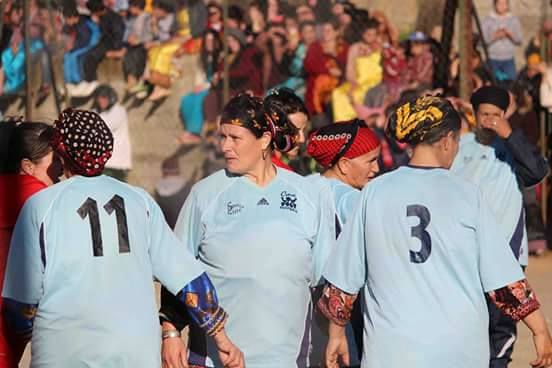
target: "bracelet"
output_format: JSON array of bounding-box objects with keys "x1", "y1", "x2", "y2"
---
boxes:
[{"x1": 162, "y1": 329, "x2": 181, "y2": 340}]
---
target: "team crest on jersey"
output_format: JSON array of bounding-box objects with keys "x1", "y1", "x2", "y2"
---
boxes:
[
  {"x1": 280, "y1": 191, "x2": 297, "y2": 213},
  {"x1": 227, "y1": 202, "x2": 244, "y2": 215},
  {"x1": 257, "y1": 198, "x2": 270, "y2": 206}
]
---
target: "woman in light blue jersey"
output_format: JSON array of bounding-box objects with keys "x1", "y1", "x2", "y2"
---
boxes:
[
  {"x1": 306, "y1": 119, "x2": 380, "y2": 367},
  {"x1": 161, "y1": 93, "x2": 336, "y2": 368},
  {"x1": 318, "y1": 96, "x2": 552, "y2": 368}
]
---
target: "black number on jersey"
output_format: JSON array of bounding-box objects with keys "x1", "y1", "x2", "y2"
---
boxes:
[
  {"x1": 407, "y1": 205, "x2": 432, "y2": 264},
  {"x1": 78, "y1": 195, "x2": 131, "y2": 257}
]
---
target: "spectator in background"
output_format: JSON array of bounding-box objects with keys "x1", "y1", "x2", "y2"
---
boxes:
[
  {"x1": 143, "y1": 0, "x2": 178, "y2": 101},
  {"x1": 263, "y1": 25, "x2": 290, "y2": 90},
  {"x1": 62, "y1": 4, "x2": 101, "y2": 93},
  {"x1": 515, "y1": 53, "x2": 544, "y2": 111},
  {"x1": 332, "y1": 18, "x2": 382, "y2": 121},
  {"x1": 206, "y1": 2, "x2": 223, "y2": 33},
  {"x1": 75, "y1": 0, "x2": 125, "y2": 97},
  {"x1": 482, "y1": 0, "x2": 523, "y2": 82},
  {"x1": 203, "y1": 28, "x2": 263, "y2": 129},
  {"x1": 93, "y1": 85, "x2": 132, "y2": 182},
  {"x1": 304, "y1": 19, "x2": 348, "y2": 116},
  {"x1": 0, "y1": 2, "x2": 44, "y2": 96},
  {"x1": 179, "y1": 29, "x2": 222, "y2": 145},
  {"x1": 406, "y1": 31, "x2": 434, "y2": 90},
  {"x1": 121, "y1": 0, "x2": 152, "y2": 93}
]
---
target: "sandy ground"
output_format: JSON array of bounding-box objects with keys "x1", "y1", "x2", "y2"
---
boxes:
[{"x1": 18, "y1": 252, "x2": 552, "y2": 367}]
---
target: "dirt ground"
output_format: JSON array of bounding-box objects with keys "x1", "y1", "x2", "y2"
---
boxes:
[{"x1": 18, "y1": 252, "x2": 552, "y2": 367}]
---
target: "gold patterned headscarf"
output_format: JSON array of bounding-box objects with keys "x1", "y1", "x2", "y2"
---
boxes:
[{"x1": 387, "y1": 96, "x2": 461, "y2": 145}]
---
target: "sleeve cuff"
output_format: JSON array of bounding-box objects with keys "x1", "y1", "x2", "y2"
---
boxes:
[{"x1": 488, "y1": 279, "x2": 541, "y2": 322}]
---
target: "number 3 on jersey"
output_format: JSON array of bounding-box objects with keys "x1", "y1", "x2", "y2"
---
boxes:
[
  {"x1": 407, "y1": 205, "x2": 432, "y2": 264},
  {"x1": 78, "y1": 195, "x2": 131, "y2": 257}
]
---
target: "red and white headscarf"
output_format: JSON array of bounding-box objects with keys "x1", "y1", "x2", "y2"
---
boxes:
[
  {"x1": 307, "y1": 119, "x2": 380, "y2": 169},
  {"x1": 51, "y1": 108, "x2": 114, "y2": 176}
]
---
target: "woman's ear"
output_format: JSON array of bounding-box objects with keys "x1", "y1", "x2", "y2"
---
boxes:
[
  {"x1": 336, "y1": 157, "x2": 350, "y2": 175},
  {"x1": 261, "y1": 131, "x2": 273, "y2": 151},
  {"x1": 20, "y1": 158, "x2": 35, "y2": 176}
]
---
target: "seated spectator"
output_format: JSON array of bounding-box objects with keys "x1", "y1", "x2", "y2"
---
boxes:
[
  {"x1": 176, "y1": 0, "x2": 207, "y2": 55},
  {"x1": 332, "y1": 18, "x2": 382, "y2": 121},
  {"x1": 74, "y1": 0, "x2": 125, "y2": 97},
  {"x1": 482, "y1": 0, "x2": 523, "y2": 82},
  {"x1": 371, "y1": 10, "x2": 399, "y2": 46},
  {"x1": 381, "y1": 41, "x2": 407, "y2": 102},
  {"x1": 0, "y1": 2, "x2": 44, "y2": 95},
  {"x1": 121, "y1": 0, "x2": 152, "y2": 93},
  {"x1": 203, "y1": 28, "x2": 263, "y2": 127},
  {"x1": 179, "y1": 29, "x2": 222, "y2": 144},
  {"x1": 206, "y1": 2, "x2": 223, "y2": 33},
  {"x1": 303, "y1": 19, "x2": 348, "y2": 116},
  {"x1": 143, "y1": 0, "x2": 179, "y2": 101},
  {"x1": 62, "y1": 4, "x2": 100, "y2": 91},
  {"x1": 272, "y1": 20, "x2": 316, "y2": 98},
  {"x1": 406, "y1": 31, "x2": 434, "y2": 90},
  {"x1": 92, "y1": 85, "x2": 132, "y2": 182},
  {"x1": 263, "y1": 25, "x2": 291, "y2": 90}
]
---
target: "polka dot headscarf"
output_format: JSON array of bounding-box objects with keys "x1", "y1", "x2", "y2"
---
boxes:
[{"x1": 51, "y1": 108, "x2": 113, "y2": 176}]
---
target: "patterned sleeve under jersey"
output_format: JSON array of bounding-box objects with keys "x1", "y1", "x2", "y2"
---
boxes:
[{"x1": 488, "y1": 279, "x2": 540, "y2": 321}]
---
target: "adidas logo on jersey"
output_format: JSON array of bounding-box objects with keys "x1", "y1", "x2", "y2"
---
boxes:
[{"x1": 257, "y1": 198, "x2": 270, "y2": 206}]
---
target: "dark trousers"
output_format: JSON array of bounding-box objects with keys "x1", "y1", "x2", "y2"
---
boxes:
[
  {"x1": 486, "y1": 294, "x2": 518, "y2": 368},
  {"x1": 123, "y1": 45, "x2": 147, "y2": 79},
  {"x1": 82, "y1": 42, "x2": 108, "y2": 82}
]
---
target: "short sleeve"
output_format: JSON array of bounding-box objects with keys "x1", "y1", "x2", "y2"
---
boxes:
[
  {"x1": 174, "y1": 188, "x2": 202, "y2": 257},
  {"x1": 322, "y1": 187, "x2": 369, "y2": 294},
  {"x1": 147, "y1": 195, "x2": 204, "y2": 296},
  {"x1": 2, "y1": 200, "x2": 45, "y2": 304},
  {"x1": 311, "y1": 185, "x2": 337, "y2": 286},
  {"x1": 477, "y1": 191, "x2": 524, "y2": 292}
]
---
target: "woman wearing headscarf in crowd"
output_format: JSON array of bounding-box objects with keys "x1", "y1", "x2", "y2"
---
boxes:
[
  {"x1": 303, "y1": 19, "x2": 348, "y2": 116},
  {"x1": 203, "y1": 28, "x2": 263, "y2": 128},
  {"x1": 160, "y1": 94, "x2": 335, "y2": 368},
  {"x1": 0, "y1": 121, "x2": 63, "y2": 367},
  {"x1": 92, "y1": 85, "x2": 132, "y2": 182},
  {"x1": 264, "y1": 88, "x2": 310, "y2": 171},
  {"x1": 306, "y1": 119, "x2": 381, "y2": 367},
  {"x1": 179, "y1": 30, "x2": 222, "y2": 145},
  {"x1": 318, "y1": 96, "x2": 552, "y2": 368},
  {"x1": 332, "y1": 18, "x2": 382, "y2": 122}
]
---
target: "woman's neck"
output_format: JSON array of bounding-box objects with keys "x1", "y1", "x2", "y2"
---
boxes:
[
  {"x1": 409, "y1": 146, "x2": 444, "y2": 168},
  {"x1": 244, "y1": 158, "x2": 277, "y2": 187},
  {"x1": 322, "y1": 167, "x2": 351, "y2": 186}
]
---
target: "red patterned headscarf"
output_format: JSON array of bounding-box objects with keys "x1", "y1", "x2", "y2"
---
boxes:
[
  {"x1": 51, "y1": 108, "x2": 114, "y2": 176},
  {"x1": 307, "y1": 119, "x2": 381, "y2": 169}
]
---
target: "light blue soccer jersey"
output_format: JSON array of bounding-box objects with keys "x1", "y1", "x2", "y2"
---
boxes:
[
  {"x1": 323, "y1": 166, "x2": 524, "y2": 368},
  {"x1": 308, "y1": 174, "x2": 360, "y2": 229},
  {"x1": 2, "y1": 175, "x2": 204, "y2": 368},
  {"x1": 174, "y1": 168, "x2": 336, "y2": 368},
  {"x1": 452, "y1": 132, "x2": 528, "y2": 265},
  {"x1": 307, "y1": 174, "x2": 361, "y2": 367}
]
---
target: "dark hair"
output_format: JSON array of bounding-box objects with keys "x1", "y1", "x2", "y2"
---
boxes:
[
  {"x1": 153, "y1": 0, "x2": 175, "y2": 13},
  {"x1": 129, "y1": 0, "x2": 146, "y2": 9},
  {"x1": 86, "y1": 0, "x2": 105, "y2": 13},
  {"x1": 228, "y1": 5, "x2": 244, "y2": 23},
  {"x1": 62, "y1": 3, "x2": 79, "y2": 18},
  {"x1": 221, "y1": 93, "x2": 299, "y2": 153},
  {"x1": 201, "y1": 29, "x2": 223, "y2": 74},
  {"x1": 93, "y1": 84, "x2": 118, "y2": 112},
  {"x1": 264, "y1": 88, "x2": 309, "y2": 118},
  {"x1": 299, "y1": 20, "x2": 316, "y2": 32},
  {"x1": 2, "y1": 122, "x2": 55, "y2": 174}
]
